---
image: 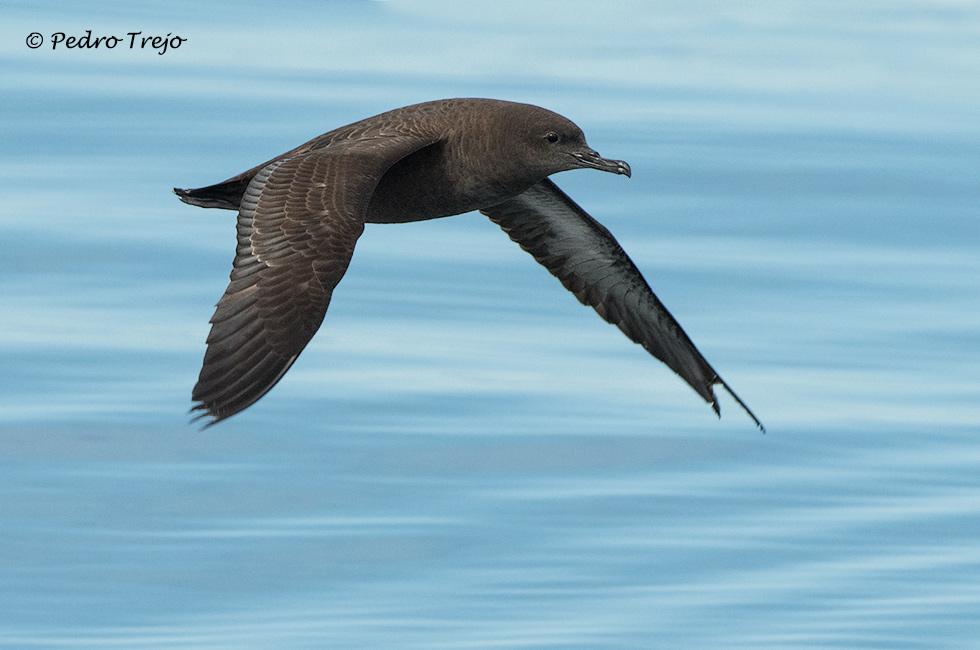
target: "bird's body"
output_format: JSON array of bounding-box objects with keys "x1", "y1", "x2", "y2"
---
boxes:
[{"x1": 176, "y1": 98, "x2": 762, "y2": 430}]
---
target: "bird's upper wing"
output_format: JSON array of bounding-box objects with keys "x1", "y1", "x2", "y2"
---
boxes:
[
  {"x1": 192, "y1": 134, "x2": 437, "y2": 425},
  {"x1": 481, "y1": 178, "x2": 762, "y2": 430}
]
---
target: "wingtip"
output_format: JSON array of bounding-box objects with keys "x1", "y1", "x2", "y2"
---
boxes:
[
  {"x1": 712, "y1": 376, "x2": 765, "y2": 433},
  {"x1": 189, "y1": 403, "x2": 220, "y2": 430}
]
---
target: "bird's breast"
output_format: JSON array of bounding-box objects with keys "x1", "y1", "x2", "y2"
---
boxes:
[{"x1": 364, "y1": 141, "x2": 535, "y2": 224}]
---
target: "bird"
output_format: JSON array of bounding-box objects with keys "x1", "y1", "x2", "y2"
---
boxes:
[{"x1": 175, "y1": 98, "x2": 763, "y2": 430}]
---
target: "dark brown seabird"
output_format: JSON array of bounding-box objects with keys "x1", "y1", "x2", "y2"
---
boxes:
[{"x1": 175, "y1": 98, "x2": 763, "y2": 431}]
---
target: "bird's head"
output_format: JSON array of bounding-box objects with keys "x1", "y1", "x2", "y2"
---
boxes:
[{"x1": 507, "y1": 103, "x2": 631, "y2": 180}]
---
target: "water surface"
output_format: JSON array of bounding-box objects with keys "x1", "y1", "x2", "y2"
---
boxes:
[{"x1": 2, "y1": 2, "x2": 979, "y2": 648}]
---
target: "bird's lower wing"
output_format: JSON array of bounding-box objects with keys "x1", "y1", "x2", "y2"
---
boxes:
[
  {"x1": 481, "y1": 179, "x2": 762, "y2": 430},
  {"x1": 192, "y1": 135, "x2": 438, "y2": 425}
]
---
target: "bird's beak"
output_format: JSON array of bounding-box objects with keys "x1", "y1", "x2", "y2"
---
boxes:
[{"x1": 572, "y1": 148, "x2": 631, "y2": 177}]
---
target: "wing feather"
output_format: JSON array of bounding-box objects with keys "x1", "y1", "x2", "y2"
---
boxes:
[
  {"x1": 191, "y1": 134, "x2": 438, "y2": 425},
  {"x1": 482, "y1": 179, "x2": 762, "y2": 430}
]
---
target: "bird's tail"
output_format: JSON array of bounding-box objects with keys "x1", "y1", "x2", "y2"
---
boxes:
[{"x1": 173, "y1": 177, "x2": 250, "y2": 210}]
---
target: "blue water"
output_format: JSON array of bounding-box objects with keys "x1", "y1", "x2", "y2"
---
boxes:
[{"x1": 2, "y1": 2, "x2": 979, "y2": 648}]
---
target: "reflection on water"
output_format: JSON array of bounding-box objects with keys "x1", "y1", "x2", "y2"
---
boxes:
[{"x1": 2, "y1": 1, "x2": 979, "y2": 648}]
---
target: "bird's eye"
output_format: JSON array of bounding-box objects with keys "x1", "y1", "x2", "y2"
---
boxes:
[{"x1": 545, "y1": 132, "x2": 560, "y2": 143}]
